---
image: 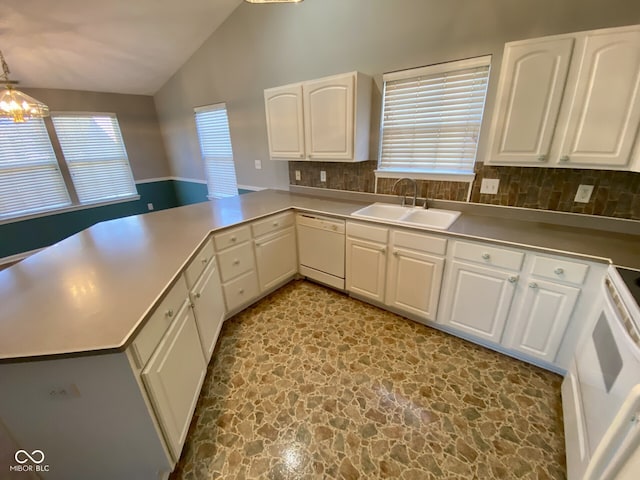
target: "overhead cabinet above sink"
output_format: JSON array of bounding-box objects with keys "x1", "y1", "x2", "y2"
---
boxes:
[
  {"x1": 486, "y1": 24, "x2": 640, "y2": 171},
  {"x1": 264, "y1": 71, "x2": 372, "y2": 162}
]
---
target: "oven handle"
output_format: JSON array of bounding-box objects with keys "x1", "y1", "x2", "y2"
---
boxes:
[{"x1": 584, "y1": 384, "x2": 640, "y2": 480}]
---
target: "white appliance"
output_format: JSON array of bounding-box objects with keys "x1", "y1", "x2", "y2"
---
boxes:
[
  {"x1": 563, "y1": 265, "x2": 640, "y2": 480},
  {"x1": 296, "y1": 213, "x2": 345, "y2": 289}
]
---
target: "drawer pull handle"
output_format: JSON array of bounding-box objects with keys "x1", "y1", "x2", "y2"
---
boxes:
[
  {"x1": 165, "y1": 309, "x2": 174, "y2": 318},
  {"x1": 554, "y1": 267, "x2": 564, "y2": 275},
  {"x1": 508, "y1": 276, "x2": 518, "y2": 284},
  {"x1": 239, "y1": 289, "x2": 245, "y2": 295},
  {"x1": 482, "y1": 253, "x2": 490, "y2": 260},
  {"x1": 233, "y1": 259, "x2": 240, "y2": 265},
  {"x1": 195, "y1": 292, "x2": 201, "y2": 299},
  {"x1": 529, "y1": 282, "x2": 538, "y2": 289},
  {"x1": 201, "y1": 258, "x2": 208, "y2": 264},
  {"x1": 230, "y1": 236, "x2": 237, "y2": 242}
]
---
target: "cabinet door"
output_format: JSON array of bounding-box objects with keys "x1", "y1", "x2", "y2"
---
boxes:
[
  {"x1": 439, "y1": 261, "x2": 518, "y2": 343},
  {"x1": 254, "y1": 227, "x2": 298, "y2": 292},
  {"x1": 190, "y1": 259, "x2": 226, "y2": 363},
  {"x1": 142, "y1": 301, "x2": 206, "y2": 461},
  {"x1": 303, "y1": 73, "x2": 354, "y2": 160},
  {"x1": 346, "y1": 237, "x2": 387, "y2": 302},
  {"x1": 488, "y1": 37, "x2": 574, "y2": 164},
  {"x1": 264, "y1": 84, "x2": 305, "y2": 159},
  {"x1": 557, "y1": 28, "x2": 640, "y2": 167},
  {"x1": 503, "y1": 279, "x2": 580, "y2": 362},
  {"x1": 386, "y1": 247, "x2": 444, "y2": 321}
]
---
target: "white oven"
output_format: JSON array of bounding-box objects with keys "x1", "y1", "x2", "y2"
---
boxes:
[{"x1": 563, "y1": 265, "x2": 640, "y2": 480}]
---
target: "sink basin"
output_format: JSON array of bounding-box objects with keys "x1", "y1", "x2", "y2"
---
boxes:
[{"x1": 351, "y1": 203, "x2": 461, "y2": 230}]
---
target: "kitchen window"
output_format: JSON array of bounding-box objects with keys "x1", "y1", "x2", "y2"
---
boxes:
[
  {"x1": 52, "y1": 113, "x2": 138, "y2": 204},
  {"x1": 194, "y1": 103, "x2": 239, "y2": 199},
  {"x1": 377, "y1": 56, "x2": 491, "y2": 181},
  {"x1": 0, "y1": 118, "x2": 71, "y2": 220}
]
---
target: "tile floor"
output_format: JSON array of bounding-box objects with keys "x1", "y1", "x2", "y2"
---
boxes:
[{"x1": 170, "y1": 280, "x2": 566, "y2": 479}]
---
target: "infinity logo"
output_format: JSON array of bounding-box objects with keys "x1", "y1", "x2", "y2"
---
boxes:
[{"x1": 14, "y1": 450, "x2": 45, "y2": 464}]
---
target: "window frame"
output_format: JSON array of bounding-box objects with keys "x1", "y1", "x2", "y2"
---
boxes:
[
  {"x1": 376, "y1": 55, "x2": 492, "y2": 182},
  {"x1": 193, "y1": 103, "x2": 239, "y2": 200}
]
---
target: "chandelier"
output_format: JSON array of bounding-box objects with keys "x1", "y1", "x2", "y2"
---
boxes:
[{"x1": 0, "y1": 50, "x2": 49, "y2": 123}]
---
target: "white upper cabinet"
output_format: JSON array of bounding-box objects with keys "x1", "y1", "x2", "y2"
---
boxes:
[
  {"x1": 264, "y1": 71, "x2": 371, "y2": 162},
  {"x1": 303, "y1": 74, "x2": 354, "y2": 160},
  {"x1": 487, "y1": 37, "x2": 574, "y2": 164},
  {"x1": 556, "y1": 28, "x2": 640, "y2": 167},
  {"x1": 264, "y1": 84, "x2": 305, "y2": 159},
  {"x1": 487, "y1": 24, "x2": 640, "y2": 171}
]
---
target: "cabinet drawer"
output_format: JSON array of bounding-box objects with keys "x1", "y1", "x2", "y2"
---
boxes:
[
  {"x1": 217, "y1": 242, "x2": 256, "y2": 282},
  {"x1": 392, "y1": 229, "x2": 446, "y2": 255},
  {"x1": 214, "y1": 225, "x2": 251, "y2": 251},
  {"x1": 223, "y1": 270, "x2": 260, "y2": 312},
  {"x1": 184, "y1": 238, "x2": 215, "y2": 287},
  {"x1": 346, "y1": 221, "x2": 389, "y2": 244},
  {"x1": 531, "y1": 255, "x2": 590, "y2": 285},
  {"x1": 453, "y1": 241, "x2": 524, "y2": 271},
  {"x1": 132, "y1": 275, "x2": 189, "y2": 368},
  {"x1": 252, "y1": 212, "x2": 295, "y2": 238}
]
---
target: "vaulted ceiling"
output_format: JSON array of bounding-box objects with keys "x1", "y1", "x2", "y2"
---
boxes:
[{"x1": 0, "y1": 0, "x2": 243, "y2": 95}]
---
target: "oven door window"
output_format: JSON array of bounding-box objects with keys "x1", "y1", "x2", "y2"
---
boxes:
[{"x1": 593, "y1": 313, "x2": 623, "y2": 392}]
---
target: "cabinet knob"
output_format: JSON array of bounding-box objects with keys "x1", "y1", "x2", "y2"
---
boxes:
[
  {"x1": 165, "y1": 309, "x2": 174, "y2": 318},
  {"x1": 239, "y1": 289, "x2": 245, "y2": 295},
  {"x1": 554, "y1": 267, "x2": 564, "y2": 275},
  {"x1": 393, "y1": 250, "x2": 399, "y2": 257},
  {"x1": 529, "y1": 282, "x2": 538, "y2": 289},
  {"x1": 537, "y1": 154, "x2": 547, "y2": 161},
  {"x1": 560, "y1": 155, "x2": 570, "y2": 162},
  {"x1": 299, "y1": 154, "x2": 304, "y2": 158},
  {"x1": 233, "y1": 259, "x2": 240, "y2": 265},
  {"x1": 273, "y1": 222, "x2": 279, "y2": 227},
  {"x1": 201, "y1": 258, "x2": 208, "y2": 264},
  {"x1": 195, "y1": 292, "x2": 201, "y2": 299},
  {"x1": 508, "y1": 276, "x2": 518, "y2": 284},
  {"x1": 381, "y1": 247, "x2": 386, "y2": 255},
  {"x1": 230, "y1": 236, "x2": 237, "y2": 242},
  {"x1": 482, "y1": 253, "x2": 491, "y2": 260}
]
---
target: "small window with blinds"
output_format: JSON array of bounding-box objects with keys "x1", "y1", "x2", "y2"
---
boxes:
[
  {"x1": 378, "y1": 56, "x2": 491, "y2": 179},
  {"x1": 194, "y1": 104, "x2": 238, "y2": 199},
  {"x1": 0, "y1": 118, "x2": 71, "y2": 220},
  {"x1": 52, "y1": 113, "x2": 138, "y2": 204}
]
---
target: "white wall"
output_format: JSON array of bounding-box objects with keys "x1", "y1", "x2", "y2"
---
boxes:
[{"x1": 154, "y1": 0, "x2": 640, "y2": 189}]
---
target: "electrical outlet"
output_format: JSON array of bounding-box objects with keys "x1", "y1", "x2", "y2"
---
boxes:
[
  {"x1": 574, "y1": 185, "x2": 594, "y2": 203},
  {"x1": 480, "y1": 178, "x2": 500, "y2": 194},
  {"x1": 295, "y1": 170, "x2": 301, "y2": 181},
  {"x1": 254, "y1": 159, "x2": 262, "y2": 170},
  {"x1": 147, "y1": 203, "x2": 154, "y2": 211},
  {"x1": 320, "y1": 170, "x2": 327, "y2": 182}
]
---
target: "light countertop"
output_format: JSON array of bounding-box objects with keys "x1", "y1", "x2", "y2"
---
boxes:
[{"x1": 1, "y1": 189, "x2": 638, "y2": 362}]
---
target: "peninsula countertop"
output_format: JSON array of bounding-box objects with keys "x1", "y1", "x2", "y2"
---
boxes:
[{"x1": 1, "y1": 189, "x2": 638, "y2": 362}]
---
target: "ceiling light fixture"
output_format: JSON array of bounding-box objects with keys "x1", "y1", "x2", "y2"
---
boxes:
[
  {"x1": 245, "y1": 0, "x2": 303, "y2": 3},
  {"x1": 0, "y1": 50, "x2": 49, "y2": 123}
]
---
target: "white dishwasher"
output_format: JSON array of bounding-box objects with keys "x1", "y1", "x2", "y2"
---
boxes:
[{"x1": 296, "y1": 213, "x2": 345, "y2": 289}]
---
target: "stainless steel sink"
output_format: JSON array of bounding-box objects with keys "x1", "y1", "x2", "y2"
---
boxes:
[{"x1": 351, "y1": 203, "x2": 461, "y2": 230}]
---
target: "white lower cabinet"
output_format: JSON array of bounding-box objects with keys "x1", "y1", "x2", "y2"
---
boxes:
[
  {"x1": 439, "y1": 260, "x2": 518, "y2": 343},
  {"x1": 190, "y1": 259, "x2": 226, "y2": 363},
  {"x1": 255, "y1": 226, "x2": 297, "y2": 292},
  {"x1": 346, "y1": 237, "x2": 388, "y2": 302},
  {"x1": 141, "y1": 299, "x2": 207, "y2": 461},
  {"x1": 503, "y1": 278, "x2": 580, "y2": 362}
]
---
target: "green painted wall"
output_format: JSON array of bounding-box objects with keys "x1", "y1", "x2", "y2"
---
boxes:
[{"x1": 0, "y1": 181, "x2": 255, "y2": 259}]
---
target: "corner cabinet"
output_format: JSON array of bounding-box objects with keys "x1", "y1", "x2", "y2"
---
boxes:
[
  {"x1": 264, "y1": 71, "x2": 372, "y2": 162},
  {"x1": 486, "y1": 24, "x2": 640, "y2": 171}
]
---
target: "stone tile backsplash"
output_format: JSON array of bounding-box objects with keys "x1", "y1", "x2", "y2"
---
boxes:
[{"x1": 288, "y1": 161, "x2": 640, "y2": 220}]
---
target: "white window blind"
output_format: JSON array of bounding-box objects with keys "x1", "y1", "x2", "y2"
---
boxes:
[
  {"x1": 52, "y1": 113, "x2": 137, "y2": 204},
  {"x1": 378, "y1": 56, "x2": 491, "y2": 177},
  {"x1": 0, "y1": 118, "x2": 71, "y2": 219},
  {"x1": 194, "y1": 104, "x2": 238, "y2": 199}
]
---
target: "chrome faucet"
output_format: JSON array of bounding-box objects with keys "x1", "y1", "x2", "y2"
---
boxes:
[{"x1": 392, "y1": 178, "x2": 417, "y2": 207}]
